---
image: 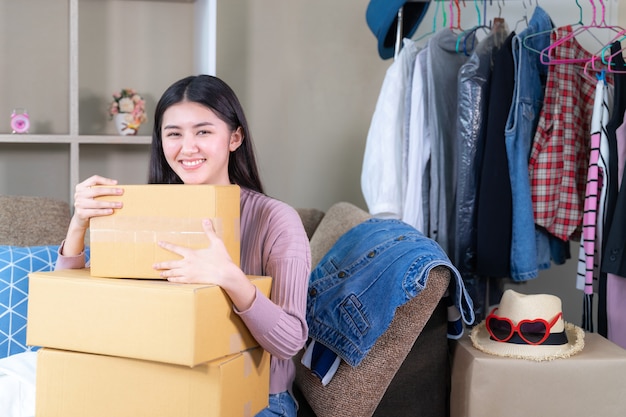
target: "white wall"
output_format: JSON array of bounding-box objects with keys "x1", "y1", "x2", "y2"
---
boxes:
[{"x1": 216, "y1": 0, "x2": 388, "y2": 211}]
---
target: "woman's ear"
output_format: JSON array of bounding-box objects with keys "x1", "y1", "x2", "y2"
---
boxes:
[{"x1": 229, "y1": 127, "x2": 244, "y2": 151}]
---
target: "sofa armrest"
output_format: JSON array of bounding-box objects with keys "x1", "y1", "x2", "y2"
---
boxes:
[
  {"x1": 294, "y1": 200, "x2": 452, "y2": 417},
  {"x1": 294, "y1": 266, "x2": 450, "y2": 417}
]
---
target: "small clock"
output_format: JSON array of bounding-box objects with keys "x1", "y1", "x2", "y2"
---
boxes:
[{"x1": 11, "y1": 109, "x2": 30, "y2": 134}]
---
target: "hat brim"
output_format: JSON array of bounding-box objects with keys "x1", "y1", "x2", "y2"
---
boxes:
[
  {"x1": 470, "y1": 321, "x2": 585, "y2": 361},
  {"x1": 366, "y1": 1, "x2": 431, "y2": 60}
]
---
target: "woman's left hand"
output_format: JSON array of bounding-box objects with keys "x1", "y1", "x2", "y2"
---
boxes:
[
  {"x1": 154, "y1": 218, "x2": 234, "y2": 285},
  {"x1": 153, "y1": 218, "x2": 257, "y2": 311}
]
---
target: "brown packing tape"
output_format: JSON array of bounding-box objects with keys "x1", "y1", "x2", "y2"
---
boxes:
[
  {"x1": 243, "y1": 350, "x2": 254, "y2": 417},
  {"x1": 233, "y1": 215, "x2": 241, "y2": 244},
  {"x1": 230, "y1": 332, "x2": 246, "y2": 353},
  {"x1": 90, "y1": 217, "x2": 225, "y2": 238},
  {"x1": 243, "y1": 347, "x2": 253, "y2": 378},
  {"x1": 90, "y1": 217, "x2": 218, "y2": 257}
]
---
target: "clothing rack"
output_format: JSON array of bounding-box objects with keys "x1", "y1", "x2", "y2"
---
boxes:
[{"x1": 395, "y1": 0, "x2": 430, "y2": 59}]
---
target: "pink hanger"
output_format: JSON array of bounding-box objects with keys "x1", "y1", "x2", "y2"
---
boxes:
[
  {"x1": 602, "y1": 42, "x2": 626, "y2": 74},
  {"x1": 600, "y1": 27, "x2": 626, "y2": 74},
  {"x1": 449, "y1": 0, "x2": 463, "y2": 32},
  {"x1": 583, "y1": 55, "x2": 607, "y2": 82},
  {"x1": 539, "y1": 0, "x2": 626, "y2": 65}
]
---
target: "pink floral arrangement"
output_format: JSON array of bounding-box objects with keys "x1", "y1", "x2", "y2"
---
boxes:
[{"x1": 108, "y1": 88, "x2": 147, "y2": 130}]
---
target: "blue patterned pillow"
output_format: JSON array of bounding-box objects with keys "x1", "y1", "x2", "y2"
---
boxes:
[
  {"x1": 0, "y1": 245, "x2": 59, "y2": 358},
  {"x1": 0, "y1": 245, "x2": 90, "y2": 358}
]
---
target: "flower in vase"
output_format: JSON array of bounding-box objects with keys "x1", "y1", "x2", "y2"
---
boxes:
[{"x1": 108, "y1": 88, "x2": 147, "y2": 128}]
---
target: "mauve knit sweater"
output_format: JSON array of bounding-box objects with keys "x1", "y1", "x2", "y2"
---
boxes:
[{"x1": 55, "y1": 187, "x2": 312, "y2": 395}]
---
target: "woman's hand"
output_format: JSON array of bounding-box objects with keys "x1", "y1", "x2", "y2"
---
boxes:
[
  {"x1": 73, "y1": 175, "x2": 123, "y2": 227},
  {"x1": 62, "y1": 175, "x2": 123, "y2": 256},
  {"x1": 154, "y1": 219, "x2": 256, "y2": 311}
]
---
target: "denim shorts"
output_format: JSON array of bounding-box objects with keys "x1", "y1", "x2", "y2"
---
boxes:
[{"x1": 254, "y1": 391, "x2": 297, "y2": 417}]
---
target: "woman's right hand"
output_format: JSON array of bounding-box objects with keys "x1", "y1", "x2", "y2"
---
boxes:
[{"x1": 62, "y1": 175, "x2": 123, "y2": 256}]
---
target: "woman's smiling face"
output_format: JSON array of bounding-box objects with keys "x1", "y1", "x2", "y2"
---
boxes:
[{"x1": 161, "y1": 101, "x2": 242, "y2": 185}]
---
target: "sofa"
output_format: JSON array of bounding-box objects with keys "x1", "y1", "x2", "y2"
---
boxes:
[{"x1": 0, "y1": 195, "x2": 452, "y2": 417}]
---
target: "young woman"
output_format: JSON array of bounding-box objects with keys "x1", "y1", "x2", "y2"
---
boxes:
[{"x1": 56, "y1": 75, "x2": 311, "y2": 417}]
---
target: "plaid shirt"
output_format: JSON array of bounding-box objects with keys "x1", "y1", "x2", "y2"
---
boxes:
[{"x1": 529, "y1": 27, "x2": 599, "y2": 241}]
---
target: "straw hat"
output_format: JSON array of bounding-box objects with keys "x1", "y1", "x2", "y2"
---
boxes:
[{"x1": 470, "y1": 290, "x2": 585, "y2": 361}]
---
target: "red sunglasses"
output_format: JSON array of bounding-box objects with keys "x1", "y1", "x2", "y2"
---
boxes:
[{"x1": 485, "y1": 307, "x2": 563, "y2": 345}]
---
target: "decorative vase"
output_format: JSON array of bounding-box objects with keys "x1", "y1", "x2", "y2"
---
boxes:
[{"x1": 114, "y1": 113, "x2": 140, "y2": 136}]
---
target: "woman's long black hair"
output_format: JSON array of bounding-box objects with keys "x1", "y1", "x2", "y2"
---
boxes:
[{"x1": 148, "y1": 75, "x2": 264, "y2": 194}]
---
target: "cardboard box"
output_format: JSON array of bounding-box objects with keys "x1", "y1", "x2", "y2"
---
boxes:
[
  {"x1": 450, "y1": 333, "x2": 626, "y2": 417},
  {"x1": 35, "y1": 347, "x2": 269, "y2": 417},
  {"x1": 90, "y1": 184, "x2": 240, "y2": 278},
  {"x1": 26, "y1": 268, "x2": 272, "y2": 366}
]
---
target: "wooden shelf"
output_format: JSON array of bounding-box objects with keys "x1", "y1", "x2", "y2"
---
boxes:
[
  {"x1": 0, "y1": 135, "x2": 151, "y2": 145},
  {"x1": 0, "y1": 134, "x2": 151, "y2": 202}
]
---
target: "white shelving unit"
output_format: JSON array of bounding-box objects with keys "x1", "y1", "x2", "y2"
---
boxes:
[
  {"x1": 0, "y1": 0, "x2": 215, "y2": 204},
  {"x1": 0, "y1": 135, "x2": 152, "y2": 203}
]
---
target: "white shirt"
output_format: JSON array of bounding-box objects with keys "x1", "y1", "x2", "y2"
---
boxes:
[{"x1": 361, "y1": 39, "x2": 420, "y2": 219}]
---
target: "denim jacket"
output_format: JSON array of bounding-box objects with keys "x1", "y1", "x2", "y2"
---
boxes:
[{"x1": 306, "y1": 218, "x2": 474, "y2": 367}]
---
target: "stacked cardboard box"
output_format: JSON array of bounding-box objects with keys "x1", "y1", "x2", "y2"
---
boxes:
[
  {"x1": 36, "y1": 346, "x2": 269, "y2": 417},
  {"x1": 26, "y1": 185, "x2": 271, "y2": 417}
]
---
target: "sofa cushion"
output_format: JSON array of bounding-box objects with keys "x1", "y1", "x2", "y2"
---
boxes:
[
  {"x1": 296, "y1": 208, "x2": 325, "y2": 241},
  {"x1": 0, "y1": 196, "x2": 70, "y2": 247},
  {"x1": 0, "y1": 245, "x2": 58, "y2": 358},
  {"x1": 0, "y1": 245, "x2": 90, "y2": 359},
  {"x1": 308, "y1": 202, "x2": 371, "y2": 267},
  {"x1": 295, "y1": 202, "x2": 451, "y2": 417}
]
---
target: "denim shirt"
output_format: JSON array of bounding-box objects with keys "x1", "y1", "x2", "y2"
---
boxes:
[
  {"x1": 306, "y1": 218, "x2": 474, "y2": 367},
  {"x1": 504, "y1": 6, "x2": 553, "y2": 281}
]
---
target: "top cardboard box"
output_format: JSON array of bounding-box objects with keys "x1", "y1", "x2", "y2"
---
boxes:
[{"x1": 90, "y1": 184, "x2": 240, "y2": 279}]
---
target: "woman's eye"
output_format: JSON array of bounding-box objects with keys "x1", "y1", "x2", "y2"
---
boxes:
[
  {"x1": 197, "y1": 129, "x2": 210, "y2": 136},
  {"x1": 165, "y1": 131, "x2": 181, "y2": 138}
]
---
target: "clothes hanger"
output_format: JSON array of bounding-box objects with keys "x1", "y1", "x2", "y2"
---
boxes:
[
  {"x1": 449, "y1": 0, "x2": 464, "y2": 34},
  {"x1": 539, "y1": 0, "x2": 626, "y2": 65},
  {"x1": 490, "y1": 0, "x2": 507, "y2": 35},
  {"x1": 600, "y1": 39, "x2": 626, "y2": 74},
  {"x1": 512, "y1": 0, "x2": 529, "y2": 34},
  {"x1": 521, "y1": 0, "x2": 580, "y2": 56},
  {"x1": 521, "y1": 0, "x2": 610, "y2": 59},
  {"x1": 582, "y1": 55, "x2": 608, "y2": 82},
  {"x1": 587, "y1": 0, "x2": 626, "y2": 64},
  {"x1": 460, "y1": 0, "x2": 510, "y2": 56},
  {"x1": 414, "y1": 0, "x2": 445, "y2": 44},
  {"x1": 598, "y1": 16, "x2": 626, "y2": 72},
  {"x1": 455, "y1": 0, "x2": 490, "y2": 56}
]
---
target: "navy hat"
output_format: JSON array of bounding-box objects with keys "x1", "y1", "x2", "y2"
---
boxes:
[{"x1": 366, "y1": 0, "x2": 431, "y2": 60}]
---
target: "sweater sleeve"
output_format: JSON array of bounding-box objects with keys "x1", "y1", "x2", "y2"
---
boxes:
[
  {"x1": 236, "y1": 192, "x2": 311, "y2": 360},
  {"x1": 236, "y1": 255, "x2": 310, "y2": 359},
  {"x1": 54, "y1": 240, "x2": 87, "y2": 270}
]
